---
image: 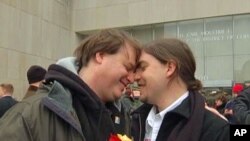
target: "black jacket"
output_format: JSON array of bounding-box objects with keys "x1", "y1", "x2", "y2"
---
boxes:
[
  {"x1": 0, "y1": 96, "x2": 17, "y2": 118},
  {"x1": 131, "y1": 92, "x2": 229, "y2": 141},
  {"x1": 106, "y1": 101, "x2": 131, "y2": 135},
  {"x1": 233, "y1": 87, "x2": 250, "y2": 124}
]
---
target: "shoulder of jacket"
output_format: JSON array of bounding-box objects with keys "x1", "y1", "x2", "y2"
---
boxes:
[
  {"x1": 203, "y1": 109, "x2": 229, "y2": 129},
  {"x1": 8, "y1": 81, "x2": 60, "y2": 118},
  {"x1": 199, "y1": 110, "x2": 229, "y2": 141}
]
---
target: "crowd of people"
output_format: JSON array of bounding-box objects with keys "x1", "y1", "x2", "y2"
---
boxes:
[{"x1": 0, "y1": 29, "x2": 249, "y2": 141}]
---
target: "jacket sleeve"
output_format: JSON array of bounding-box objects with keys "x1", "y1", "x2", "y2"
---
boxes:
[
  {"x1": 233, "y1": 87, "x2": 250, "y2": 124},
  {"x1": 0, "y1": 106, "x2": 33, "y2": 141}
]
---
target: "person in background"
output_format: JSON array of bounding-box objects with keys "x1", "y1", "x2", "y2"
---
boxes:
[
  {"x1": 131, "y1": 38, "x2": 229, "y2": 141},
  {"x1": 205, "y1": 102, "x2": 228, "y2": 121},
  {"x1": 22, "y1": 65, "x2": 47, "y2": 99},
  {"x1": 224, "y1": 83, "x2": 244, "y2": 124},
  {"x1": 203, "y1": 97, "x2": 227, "y2": 121},
  {"x1": 106, "y1": 85, "x2": 142, "y2": 136},
  {"x1": 0, "y1": 83, "x2": 17, "y2": 118},
  {"x1": 214, "y1": 94, "x2": 227, "y2": 115},
  {"x1": 233, "y1": 81, "x2": 250, "y2": 124},
  {"x1": 0, "y1": 29, "x2": 141, "y2": 141},
  {"x1": 244, "y1": 80, "x2": 250, "y2": 88},
  {"x1": 120, "y1": 85, "x2": 143, "y2": 113}
]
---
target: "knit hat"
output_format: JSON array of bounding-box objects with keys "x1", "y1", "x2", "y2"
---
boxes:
[
  {"x1": 232, "y1": 83, "x2": 244, "y2": 94},
  {"x1": 27, "y1": 65, "x2": 47, "y2": 84}
]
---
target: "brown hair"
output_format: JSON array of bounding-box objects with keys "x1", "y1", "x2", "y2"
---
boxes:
[
  {"x1": 144, "y1": 38, "x2": 202, "y2": 91},
  {"x1": 216, "y1": 95, "x2": 227, "y2": 104},
  {"x1": 74, "y1": 29, "x2": 141, "y2": 71},
  {"x1": 0, "y1": 83, "x2": 14, "y2": 94}
]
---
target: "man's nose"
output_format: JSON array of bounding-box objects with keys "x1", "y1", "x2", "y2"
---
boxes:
[
  {"x1": 134, "y1": 72, "x2": 141, "y2": 81},
  {"x1": 127, "y1": 72, "x2": 135, "y2": 83}
]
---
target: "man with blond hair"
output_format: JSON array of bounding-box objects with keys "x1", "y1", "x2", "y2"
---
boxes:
[
  {"x1": 0, "y1": 29, "x2": 141, "y2": 141},
  {"x1": 0, "y1": 83, "x2": 17, "y2": 118}
]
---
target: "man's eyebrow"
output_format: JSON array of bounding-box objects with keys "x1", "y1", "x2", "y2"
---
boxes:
[
  {"x1": 127, "y1": 62, "x2": 135, "y2": 69},
  {"x1": 136, "y1": 61, "x2": 147, "y2": 68}
]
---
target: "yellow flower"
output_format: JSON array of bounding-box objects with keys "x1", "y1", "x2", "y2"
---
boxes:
[{"x1": 117, "y1": 134, "x2": 132, "y2": 141}]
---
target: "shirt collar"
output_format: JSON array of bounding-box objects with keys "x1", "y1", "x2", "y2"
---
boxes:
[
  {"x1": 158, "y1": 91, "x2": 189, "y2": 118},
  {"x1": 169, "y1": 92, "x2": 194, "y2": 118},
  {"x1": 147, "y1": 91, "x2": 189, "y2": 124}
]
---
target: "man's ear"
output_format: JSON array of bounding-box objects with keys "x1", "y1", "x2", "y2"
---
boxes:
[
  {"x1": 165, "y1": 60, "x2": 177, "y2": 77},
  {"x1": 2, "y1": 89, "x2": 7, "y2": 95},
  {"x1": 95, "y1": 52, "x2": 104, "y2": 64}
]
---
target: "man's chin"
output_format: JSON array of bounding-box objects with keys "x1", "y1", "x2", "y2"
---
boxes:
[
  {"x1": 108, "y1": 93, "x2": 122, "y2": 102},
  {"x1": 139, "y1": 96, "x2": 147, "y2": 103},
  {"x1": 140, "y1": 96, "x2": 153, "y2": 104},
  {"x1": 114, "y1": 94, "x2": 122, "y2": 100}
]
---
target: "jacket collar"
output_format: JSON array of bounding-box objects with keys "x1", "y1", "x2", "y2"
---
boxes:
[
  {"x1": 168, "y1": 95, "x2": 191, "y2": 119},
  {"x1": 133, "y1": 91, "x2": 205, "y2": 141},
  {"x1": 133, "y1": 96, "x2": 191, "y2": 119},
  {"x1": 45, "y1": 64, "x2": 104, "y2": 110},
  {"x1": 41, "y1": 81, "x2": 84, "y2": 138}
]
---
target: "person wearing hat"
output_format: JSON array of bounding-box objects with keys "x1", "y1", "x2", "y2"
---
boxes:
[
  {"x1": 22, "y1": 65, "x2": 47, "y2": 99},
  {"x1": 232, "y1": 83, "x2": 244, "y2": 97},
  {"x1": 233, "y1": 82, "x2": 250, "y2": 124},
  {"x1": 223, "y1": 83, "x2": 244, "y2": 124}
]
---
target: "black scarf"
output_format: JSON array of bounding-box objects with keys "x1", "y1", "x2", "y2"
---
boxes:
[
  {"x1": 167, "y1": 91, "x2": 205, "y2": 141},
  {"x1": 45, "y1": 64, "x2": 114, "y2": 141}
]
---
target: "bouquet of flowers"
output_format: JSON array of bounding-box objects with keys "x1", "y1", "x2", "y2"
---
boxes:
[{"x1": 109, "y1": 133, "x2": 132, "y2": 141}]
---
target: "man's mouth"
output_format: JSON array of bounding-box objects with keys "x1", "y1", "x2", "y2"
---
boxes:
[{"x1": 120, "y1": 81, "x2": 127, "y2": 88}]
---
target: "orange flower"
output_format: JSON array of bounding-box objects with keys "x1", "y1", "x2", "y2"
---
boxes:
[
  {"x1": 117, "y1": 134, "x2": 132, "y2": 141},
  {"x1": 109, "y1": 134, "x2": 132, "y2": 141}
]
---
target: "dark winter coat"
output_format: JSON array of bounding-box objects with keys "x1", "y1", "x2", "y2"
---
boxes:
[
  {"x1": 233, "y1": 87, "x2": 250, "y2": 124},
  {"x1": 0, "y1": 96, "x2": 17, "y2": 118},
  {"x1": 106, "y1": 101, "x2": 131, "y2": 136},
  {"x1": 131, "y1": 91, "x2": 229, "y2": 141}
]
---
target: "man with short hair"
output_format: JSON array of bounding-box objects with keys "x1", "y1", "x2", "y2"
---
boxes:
[
  {"x1": 22, "y1": 65, "x2": 47, "y2": 99},
  {"x1": 0, "y1": 29, "x2": 141, "y2": 141},
  {"x1": 0, "y1": 83, "x2": 17, "y2": 118}
]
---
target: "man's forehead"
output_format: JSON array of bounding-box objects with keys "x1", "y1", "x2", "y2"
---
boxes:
[
  {"x1": 121, "y1": 46, "x2": 137, "y2": 65},
  {"x1": 138, "y1": 53, "x2": 149, "y2": 63}
]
